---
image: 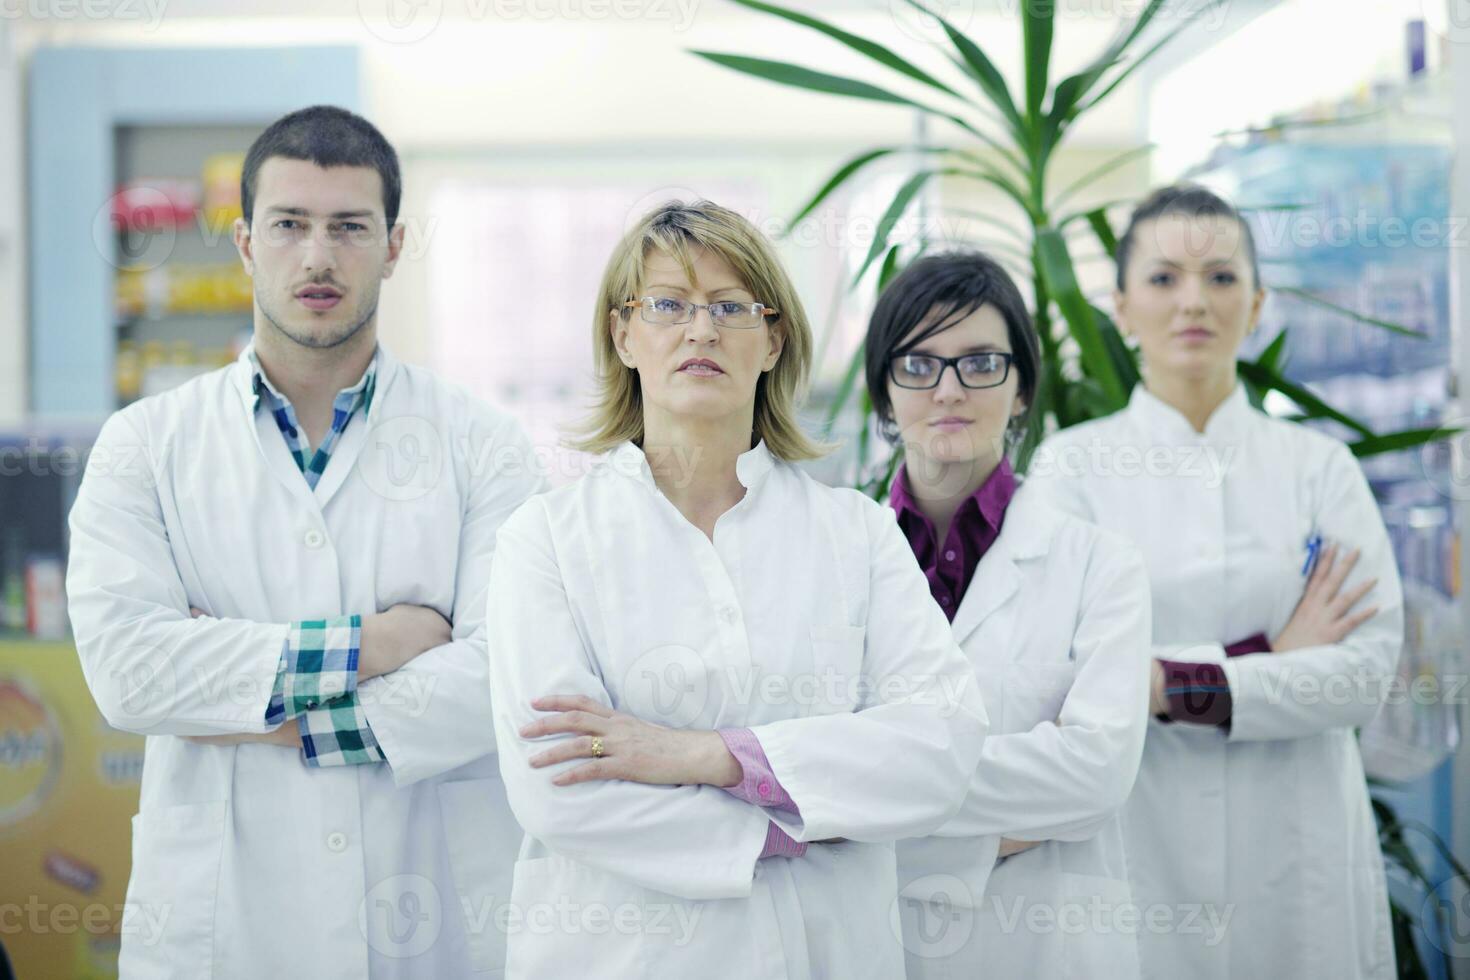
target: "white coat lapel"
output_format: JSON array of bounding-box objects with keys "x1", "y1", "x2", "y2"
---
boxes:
[{"x1": 948, "y1": 490, "x2": 1058, "y2": 649}]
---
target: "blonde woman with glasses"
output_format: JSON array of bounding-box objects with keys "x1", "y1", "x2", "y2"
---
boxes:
[{"x1": 485, "y1": 201, "x2": 989, "y2": 979}]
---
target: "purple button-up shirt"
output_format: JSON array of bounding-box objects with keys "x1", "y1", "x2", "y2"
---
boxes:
[{"x1": 889, "y1": 459, "x2": 1018, "y2": 621}]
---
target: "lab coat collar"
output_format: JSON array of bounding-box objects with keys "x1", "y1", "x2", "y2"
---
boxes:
[
  {"x1": 948, "y1": 488, "x2": 1059, "y2": 648},
  {"x1": 230, "y1": 339, "x2": 400, "y2": 425},
  {"x1": 606, "y1": 437, "x2": 777, "y2": 492},
  {"x1": 1126, "y1": 381, "x2": 1252, "y2": 442}
]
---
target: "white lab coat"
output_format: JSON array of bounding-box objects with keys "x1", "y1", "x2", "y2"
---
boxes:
[
  {"x1": 1025, "y1": 383, "x2": 1403, "y2": 980},
  {"x1": 66, "y1": 344, "x2": 545, "y2": 979},
  {"x1": 894, "y1": 488, "x2": 1151, "y2": 980},
  {"x1": 484, "y1": 440, "x2": 990, "y2": 980}
]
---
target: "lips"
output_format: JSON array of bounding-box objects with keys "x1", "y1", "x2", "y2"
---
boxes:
[
  {"x1": 930, "y1": 417, "x2": 972, "y2": 430},
  {"x1": 296, "y1": 284, "x2": 343, "y2": 312},
  {"x1": 678, "y1": 358, "x2": 724, "y2": 377},
  {"x1": 1176, "y1": 327, "x2": 1214, "y2": 342}
]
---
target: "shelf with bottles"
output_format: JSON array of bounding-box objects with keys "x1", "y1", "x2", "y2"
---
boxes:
[{"x1": 110, "y1": 125, "x2": 261, "y2": 410}]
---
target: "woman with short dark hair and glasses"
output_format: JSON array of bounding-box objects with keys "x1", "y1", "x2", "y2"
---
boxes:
[{"x1": 869, "y1": 251, "x2": 1152, "y2": 979}]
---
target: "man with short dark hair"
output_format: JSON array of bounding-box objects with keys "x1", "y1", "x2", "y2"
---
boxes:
[{"x1": 67, "y1": 105, "x2": 541, "y2": 978}]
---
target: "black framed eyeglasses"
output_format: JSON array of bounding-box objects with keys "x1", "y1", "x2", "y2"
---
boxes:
[
  {"x1": 622, "y1": 296, "x2": 778, "y2": 330},
  {"x1": 888, "y1": 352, "x2": 1014, "y2": 390}
]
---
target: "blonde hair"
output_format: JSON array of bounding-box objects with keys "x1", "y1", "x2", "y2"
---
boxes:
[{"x1": 567, "y1": 200, "x2": 831, "y2": 462}]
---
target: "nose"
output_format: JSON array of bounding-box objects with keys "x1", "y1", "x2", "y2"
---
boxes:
[
  {"x1": 300, "y1": 226, "x2": 337, "y2": 277},
  {"x1": 683, "y1": 305, "x2": 720, "y2": 344},
  {"x1": 1177, "y1": 273, "x2": 1206, "y2": 313},
  {"x1": 931, "y1": 363, "x2": 967, "y2": 404}
]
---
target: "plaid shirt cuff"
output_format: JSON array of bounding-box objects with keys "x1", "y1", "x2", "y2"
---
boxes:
[
  {"x1": 298, "y1": 691, "x2": 386, "y2": 766},
  {"x1": 264, "y1": 616, "x2": 362, "y2": 726},
  {"x1": 1158, "y1": 659, "x2": 1233, "y2": 730}
]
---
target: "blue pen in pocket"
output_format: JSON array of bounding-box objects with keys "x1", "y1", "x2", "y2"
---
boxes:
[{"x1": 1301, "y1": 533, "x2": 1323, "y2": 578}]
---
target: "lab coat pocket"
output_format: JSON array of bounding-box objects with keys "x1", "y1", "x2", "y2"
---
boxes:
[
  {"x1": 118, "y1": 799, "x2": 227, "y2": 978},
  {"x1": 809, "y1": 624, "x2": 867, "y2": 715},
  {"x1": 1001, "y1": 662, "x2": 1075, "y2": 732},
  {"x1": 438, "y1": 777, "x2": 523, "y2": 975}
]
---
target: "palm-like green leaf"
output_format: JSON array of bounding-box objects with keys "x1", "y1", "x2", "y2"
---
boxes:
[
  {"x1": 1273, "y1": 285, "x2": 1429, "y2": 339},
  {"x1": 724, "y1": 0, "x2": 965, "y2": 99},
  {"x1": 691, "y1": 53, "x2": 991, "y2": 147},
  {"x1": 1051, "y1": 144, "x2": 1154, "y2": 211},
  {"x1": 1257, "y1": 327, "x2": 1290, "y2": 373},
  {"x1": 1350, "y1": 426, "x2": 1463, "y2": 458},
  {"x1": 1021, "y1": 0, "x2": 1054, "y2": 129},
  {"x1": 852, "y1": 170, "x2": 953, "y2": 285},
  {"x1": 904, "y1": 0, "x2": 1024, "y2": 137},
  {"x1": 1236, "y1": 360, "x2": 1372, "y2": 437},
  {"x1": 1085, "y1": 206, "x2": 1120, "y2": 261},
  {"x1": 1036, "y1": 228, "x2": 1127, "y2": 406},
  {"x1": 1079, "y1": 1, "x2": 1224, "y2": 114},
  {"x1": 1047, "y1": 0, "x2": 1166, "y2": 126}
]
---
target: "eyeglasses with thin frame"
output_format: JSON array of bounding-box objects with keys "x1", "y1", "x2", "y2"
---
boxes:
[
  {"x1": 888, "y1": 351, "x2": 1014, "y2": 390},
  {"x1": 623, "y1": 296, "x2": 779, "y2": 330}
]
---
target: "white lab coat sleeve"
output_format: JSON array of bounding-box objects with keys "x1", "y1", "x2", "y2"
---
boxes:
[
  {"x1": 66, "y1": 410, "x2": 290, "y2": 736},
  {"x1": 1224, "y1": 442, "x2": 1405, "y2": 742},
  {"x1": 486, "y1": 498, "x2": 770, "y2": 901},
  {"x1": 935, "y1": 535, "x2": 1152, "y2": 842},
  {"x1": 361, "y1": 414, "x2": 547, "y2": 787},
  {"x1": 753, "y1": 501, "x2": 991, "y2": 844}
]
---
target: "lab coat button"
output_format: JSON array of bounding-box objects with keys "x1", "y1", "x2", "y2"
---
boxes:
[
  {"x1": 304, "y1": 529, "x2": 325, "y2": 550},
  {"x1": 326, "y1": 832, "x2": 347, "y2": 852},
  {"x1": 719, "y1": 605, "x2": 739, "y2": 624}
]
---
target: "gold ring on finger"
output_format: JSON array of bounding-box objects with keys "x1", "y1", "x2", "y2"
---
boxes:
[{"x1": 590, "y1": 737, "x2": 604, "y2": 759}]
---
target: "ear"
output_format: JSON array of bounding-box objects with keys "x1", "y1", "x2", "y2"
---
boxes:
[
  {"x1": 1112, "y1": 289, "x2": 1128, "y2": 336},
  {"x1": 233, "y1": 216, "x2": 254, "y2": 276},
  {"x1": 761, "y1": 318, "x2": 785, "y2": 372},
  {"x1": 1246, "y1": 285, "x2": 1266, "y2": 334},
  {"x1": 610, "y1": 309, "x2": 636, "y2": 368},
  {"x1": 381, "y1": 221, "x2": 406, "y2": 280}
]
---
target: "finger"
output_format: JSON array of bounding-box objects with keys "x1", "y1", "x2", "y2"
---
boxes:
[
  {"x1": 1332, "y1": 606, "x2": 1379, "y2": 641},
  {"x1": 1329, "y1": 577, "x2": 1377, "y2": 618},
  {"x1": 1322, "y1": 547, "x2": 1362, "y2": 597},
  {"x1": 190, "y1": 607, "x2": 206, "y2": 618},
  {"x1": 551, "y1": 760, "x2": 618, "y2": 787},
  {"x1": 529, "y1": 736, "x2": 602, "y2": 769},
  {"x1": 531, "y1": 694, "x2": 615, "y2": 718},
  {"x1": 519, "y1": 710, "x2": 609, "y2": 739},
  {"x1": 1306, "y1": 543, "x2": 1336, "y2": 593}
]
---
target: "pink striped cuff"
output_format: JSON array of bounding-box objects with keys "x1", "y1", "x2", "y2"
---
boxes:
[
  {"x1": 717, "y1": 728, "x2": 799, "y2": 813},
  {"x1": 760, "y1": 820, "x2": 807, "y2": 859}
]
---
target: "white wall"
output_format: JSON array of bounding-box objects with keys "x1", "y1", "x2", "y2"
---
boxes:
[{"x1": 0, "y1": 19, "x2": 24, "y2": 426}]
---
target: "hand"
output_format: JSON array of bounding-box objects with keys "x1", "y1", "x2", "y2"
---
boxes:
[
  {"x1": 186, "y1": 723, "x2": 303, "y2": 748},
  {"x1": 1149, "y1": 659, "x2": 1168, "y2": 717},
  {"x1": 998, "y1": 838, "x2": 1041, "y2": 859},
  {"x1": 360, "y1": 604, "x2": 452, "y2": 680},
  {"x1": 1271, "y1": 543, "x2": 1378, "y2": 653},
  {"x1": 520, "y1": 694, "x2": 742, "y2": 788}
]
